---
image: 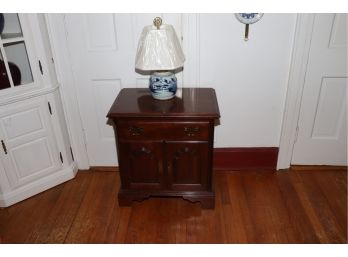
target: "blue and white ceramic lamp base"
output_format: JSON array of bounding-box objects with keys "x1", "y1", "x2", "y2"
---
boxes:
[{"x1": 149, "y1": 71, "x2": 177, "y2": 100}]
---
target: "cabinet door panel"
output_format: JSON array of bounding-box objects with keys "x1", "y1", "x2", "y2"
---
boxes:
[
  {"x1": 166, "y1": 142, "x2": 211, "y2": 191},
  {"x1": 118, "y1": 141, "x2": 164, "y2": 190},
  {"x1": 0, "y1": 97, "x2": 61, "y2": 189}
]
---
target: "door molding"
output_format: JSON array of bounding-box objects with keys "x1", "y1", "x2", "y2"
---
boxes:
[
  {"x1": 182, "y1": 14, "x2": 200, "y2": 87},
  {"x1": 44, "y1": 14, "x2": 90, "y2": 169},
  {"x1": 277, "y1": 14, "x2": 316, "y2": 170}
]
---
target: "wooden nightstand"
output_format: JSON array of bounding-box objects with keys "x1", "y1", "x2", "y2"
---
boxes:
[{"x1": 107, "y1": 88, "x2": 220, "y2": 209}]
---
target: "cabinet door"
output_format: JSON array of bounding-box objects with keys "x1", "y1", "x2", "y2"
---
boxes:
[
  {"x1": 0, "y1": 14, "x2": 42, "y2": 93},
  {"x1": 118, "y1": 141, "x2": 165, "y2": 190},
  {"x1": 0, "y1": 96, "x2": 61, "y2": 189},
  {"x1": 166, "y1": 142, "x2": 211, "y2": 191}
]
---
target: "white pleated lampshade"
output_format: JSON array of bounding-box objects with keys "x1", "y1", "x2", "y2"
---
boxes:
[{"x1": 135, "y1": 24, "x2": 185, "y2": 71}]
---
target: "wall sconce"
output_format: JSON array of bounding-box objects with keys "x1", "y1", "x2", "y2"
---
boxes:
[
  {"x1": 135, "y1": 17, "x2": 185, "y2": 100},
  {"x1": 235, "y1": 13, "x2": 264, "y2": 41}
]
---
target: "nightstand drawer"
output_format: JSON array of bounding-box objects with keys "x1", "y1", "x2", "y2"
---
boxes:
[{"x1": 116, "y1": 121, "x2": 210, "y2": 141}]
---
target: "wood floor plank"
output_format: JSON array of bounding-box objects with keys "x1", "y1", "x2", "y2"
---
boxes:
[
  {"x1": 152, "y1": 198, "x2": 178, "y2": 243},
  {"x1": 310, "y1": 171, "x2": 347, "y2": 237},
  {"x1": 261, "y1": 172, "x2": 300, "y2": 243},
  {"x1": 103, "y1": 174, "x2": 125, "y2": 243},
  {"x1": 275, "y1": 171, "x2": 321, "y2": 243},
  {"x1": 186, "y1": 193, "x2": 225, "y2": 243},
  {"x1": 3, "y1": 184, "x2": 63, "y2": 243},
  {"x1": 25, "y1": 183, "x2": 68, "y2": 243},
  {"x1": 290, "y1": 171, "x2": 333, "y2": 243},
  {"x1": 184, "y1": 202, "x2": 202, "y2": 243},
  {"x1": 124, "y1": 199, "x2": 156, "y2": 243},
  {"x1": 295, "y1": 171, "x2": 347, "y2": 243},
  {"x1": 174, "y1": 199, "x2": 188, "y2": 243},
  {"x1": 221, "y1": 173, "x2": 250, "y2": 243},
  {"x1": 125, "y1": 198, "x2": 185, "y2": 243},
  {"x1": 207, "y1": 173, "x2": 228, "y2": 243},
  {"x1": 42, "y1": 172, "x2": 92, "y2": 243},
  {"x1": 113, "y1": 206, "x2": 132, "y2": 243},
  {"x1": 240, "y1": 172, "x2": 299, "y2": 243},
  {"x1": 64, "y1": 171, "x2": 119, "y2": 243},
  {"x1": 0, "y1": 168, "x2": 346, "y2": 244},
  {"x1": 166, "y1": 173, "x2": 227, "y2": 244},
  {"x1": 85, "y1": 173, "x2": 120, "y2": 243}
]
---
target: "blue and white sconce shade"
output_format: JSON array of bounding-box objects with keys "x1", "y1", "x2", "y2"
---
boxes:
[{"x1": 135, "y1": 17, "x2": 185, "y2": 100}]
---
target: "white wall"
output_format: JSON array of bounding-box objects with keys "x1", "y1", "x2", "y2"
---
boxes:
[
  {"x1": 47, "y1": 13, "x2": 298, "y2": 168},
  {"x1": 184, "y1": 14, "x2": 297, "y2": 147}
]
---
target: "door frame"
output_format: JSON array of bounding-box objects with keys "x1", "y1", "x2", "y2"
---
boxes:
[
  {"x1": 45, "y1": 14, "x2": 90, "y2": 169},
  {"x1": 277, "y1": 14, "x2": 316, "y2": 170}
]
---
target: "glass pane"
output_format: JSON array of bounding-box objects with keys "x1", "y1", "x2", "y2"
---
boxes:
[
  {"x1": 0, "y1": 13, "x2": 23, "y2": 39},
  {"x1": 4, "y1": 41, "x2": 33, "y2": 86},
  {"x1": 0, "y1": 50, "x2": 11, "y2": 90}
]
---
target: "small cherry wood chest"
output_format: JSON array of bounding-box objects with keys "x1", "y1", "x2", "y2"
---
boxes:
[{"x1": 107, "y1": 88, "x2": 220, "y2": 208}]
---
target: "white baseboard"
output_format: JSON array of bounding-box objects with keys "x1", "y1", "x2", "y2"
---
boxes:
[{"x1": 0, "y1": 162, "x2": 78, "y2": 207}]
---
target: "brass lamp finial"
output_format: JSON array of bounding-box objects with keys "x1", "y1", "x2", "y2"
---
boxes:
[{"x1": 153, "y1": 17, "x2": 162, "y2": 29}]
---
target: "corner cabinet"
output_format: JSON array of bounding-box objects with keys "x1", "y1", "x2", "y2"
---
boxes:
[
  {"x1": 0, "y1": 14, "x2": 76, "y2": 207},
  {"x1": 107, "y1": 88, "x2": 220, "y2": 209}
]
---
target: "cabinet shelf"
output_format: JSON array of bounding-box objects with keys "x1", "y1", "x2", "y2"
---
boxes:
[
  {"x1": 2, "y1": 37, "x2": 25, "y2": 45},
  {"x1": 1, "y1": 33, "x2": 23, "y2": 39}
]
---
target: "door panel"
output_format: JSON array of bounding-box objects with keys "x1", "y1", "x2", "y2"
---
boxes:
[
  {"x1": 118, "y1": 141, "x2": 165, "y2": 190},
  {"x1": 64, "y1": 14, "x2": 182, "y2": 166},
  {"x1": 0, "y1": 97, "x2": 61, "y2": 188},
  {"x1": 166, "y1": 142, "x2": 210, "y2": 191},
  {"x1": 292, "y1": 14, "x2": 347, "y2": 165}
]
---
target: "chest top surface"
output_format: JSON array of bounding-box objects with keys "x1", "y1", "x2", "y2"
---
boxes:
[{"x1": 107, "y1": 88, "x2": 220, "y2": 119}]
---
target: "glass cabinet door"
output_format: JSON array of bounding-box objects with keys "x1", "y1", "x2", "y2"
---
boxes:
[{"x1": 0, "y1": 13, "x2": 35, "y2": 91}]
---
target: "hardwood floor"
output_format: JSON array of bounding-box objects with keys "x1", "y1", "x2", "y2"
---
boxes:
[{"x1": 0, "y1": 168, "x2": 346, "y2": 243}]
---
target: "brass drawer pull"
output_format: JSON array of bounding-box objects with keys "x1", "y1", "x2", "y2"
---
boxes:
[
  {"x1": 1, "y1": 140, "x2": 8, "y2": 154},
  {"x1": 128, "y1": 126, "x2": 144, "y2": 136},
  {"x1": 184, "y1": 127, "x2": 200, "y2": 137}
]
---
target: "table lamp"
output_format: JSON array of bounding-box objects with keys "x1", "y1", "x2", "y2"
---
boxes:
[{"x1": 135, "y1": 17, "x2": 185, "y2": 100}]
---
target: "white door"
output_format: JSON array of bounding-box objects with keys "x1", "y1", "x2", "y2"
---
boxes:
[
  {"x1": 64, "y1": 14, "x2": 182, "y2": 166},
  {"x1": 292, "y1": 14, "x2": 347, "y2": 165}
]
